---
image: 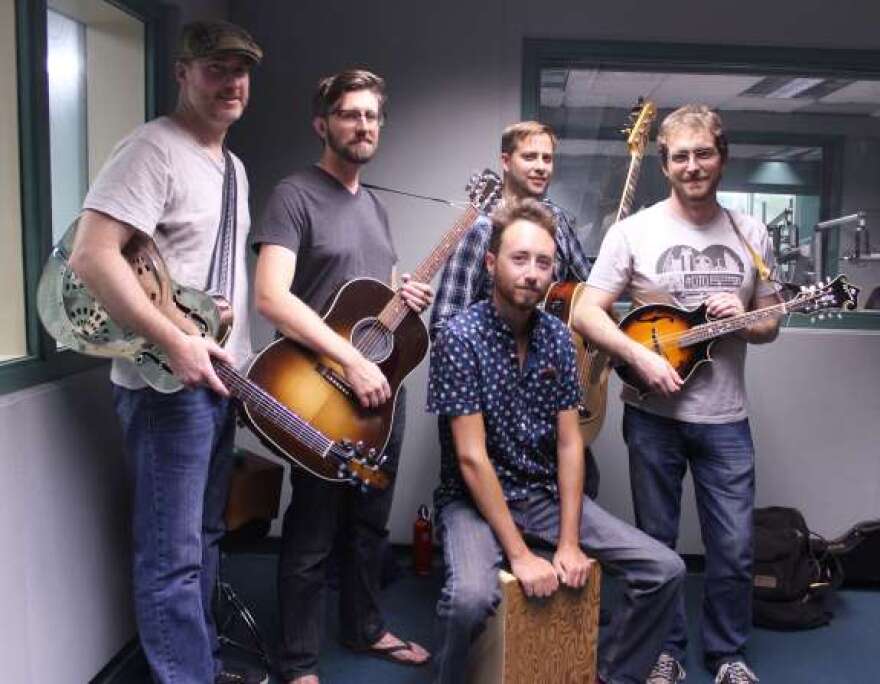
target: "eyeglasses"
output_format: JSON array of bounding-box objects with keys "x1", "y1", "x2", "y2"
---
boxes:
[
  {"x1": 668, "y1": 147, "x2": 719, "y2": 165},
  {"x1": 330, "y1": 108, "x2": 385, "y2": 127}
]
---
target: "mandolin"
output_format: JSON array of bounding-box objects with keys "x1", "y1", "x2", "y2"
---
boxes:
[
  {"x1": 36, "y1": 219, "x2": 388, "y2": 489},
  {"x1": 616, "y1": 275, "x2": 859, "y2": 397},
  {"x1": 544, "y1": 98, "x2": 657, "y2": 444},
  {"x1": 243, "y1": 172, "x2": 502, "y2": 483}
]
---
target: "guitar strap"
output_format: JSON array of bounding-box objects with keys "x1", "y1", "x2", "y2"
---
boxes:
[
  {"x1": 206, "y1": 148, "x2": 237, "y2": 301},
  {"x1": 724, "y1": 208, "x2": 771, "y2": 282}
]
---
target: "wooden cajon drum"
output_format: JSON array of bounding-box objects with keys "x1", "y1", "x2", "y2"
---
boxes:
[{"x1": 466, "y1": 560, "x2": 601, "y2": 684}]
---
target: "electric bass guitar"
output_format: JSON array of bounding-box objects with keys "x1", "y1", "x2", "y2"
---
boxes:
[
  {"x1": 616, "y1": 275, "x2": 860, "y2": 397},
  {"x1": 243, "y1": 172, "x2": 502, "y2": 483},
  {"x1": 36, "y1": 220, "x2": 389, "y2": 490},
  {"x1": 544, "y1": 98, "x2": 657, "y2": 445}
]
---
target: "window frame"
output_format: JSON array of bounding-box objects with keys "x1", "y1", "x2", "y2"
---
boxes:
[
  {"x1": 522, "y1": 38, "x2": 880, "y2": 330},
  {"x1": 1, "y1": 0, "x2": 163, "y2": 395}
]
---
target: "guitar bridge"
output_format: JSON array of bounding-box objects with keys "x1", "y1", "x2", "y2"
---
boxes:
[{"x1": 316, "y1": 364, "x2": 355, "y2": 399}]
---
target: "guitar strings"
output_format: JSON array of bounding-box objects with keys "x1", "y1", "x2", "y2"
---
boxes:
[{"x1": 354, "y1": 205, "x2": 479, "y2": 358}]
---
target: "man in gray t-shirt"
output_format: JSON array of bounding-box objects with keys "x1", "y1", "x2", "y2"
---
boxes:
[
  {"x1": 573, "y1": 106, "x2": 781, "y2": 684},
  {"x1": 70, "y1": 21, "x2": 267, "y2": 684},
  {"x1": 251, "y1": 70, "x2": 432, "y2": 683}
]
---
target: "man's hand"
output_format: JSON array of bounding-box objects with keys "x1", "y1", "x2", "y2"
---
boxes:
[
  {"x1": 705, "y1": 292, "x2": 745, "y2": 320},
  {"x1": 165, "y1": 334, "x2": 232, "y2": 397},
  {"x1": 399, "y1": 273, "x2": 434, "y2": 314},
  {"x1": 510, "y1": 551, "x2": 559, "y2": 598},
  {"x1": 553, "y1": 543, "x2": 591, "y2": 588},
  {"x1": 629, "y1": 344, "x2": 683, "y2": 397},
  {"x1": 341, "y1": 352, "x2": 392, "y2": 408}
]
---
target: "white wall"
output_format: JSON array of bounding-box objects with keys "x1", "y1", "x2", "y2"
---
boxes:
[{"x1": 230, "y1": 0, "x2": 880, "y2": 547}]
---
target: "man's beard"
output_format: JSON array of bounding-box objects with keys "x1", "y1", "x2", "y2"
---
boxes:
[
  {"x1": 327, "y1": 129, "x2": 375, "y2": 165},
  {"x1": 505, "y1": 171, "x2": 545, "y2": 200},
  {"x1": 495, "y1": 279, "x2": 547, "y2": 312}
]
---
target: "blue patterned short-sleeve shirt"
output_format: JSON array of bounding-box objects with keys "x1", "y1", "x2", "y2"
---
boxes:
[{"x1": 427, "y1": 299, "x2": 580, "y2": 509}]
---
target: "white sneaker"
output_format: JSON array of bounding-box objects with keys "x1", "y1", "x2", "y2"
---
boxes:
[
  {"x1": 714, "y1": 660, "x2": 758, "y2": 684},
  {"x1": 647, "y1": 653, "x2": 686, "y2": 683}
]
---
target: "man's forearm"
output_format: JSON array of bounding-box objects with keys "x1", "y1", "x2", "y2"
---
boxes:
[
  {"x1": 573, "y1": 302, "x2": 643, "y2": 364},
  {"x1": 556, "y1": 414, "x2": 585, "y2": 548},
  {"x1": 459, "y1": 454, "x2": 530, "y2": 561}
]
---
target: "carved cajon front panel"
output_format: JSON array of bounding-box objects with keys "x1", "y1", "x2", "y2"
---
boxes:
[{"x1": 466, "y1": 560, "x2": 601, "y2": 684}]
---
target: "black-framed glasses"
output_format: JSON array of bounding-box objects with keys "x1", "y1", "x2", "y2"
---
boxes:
[{"x1": 330, "y1": 107, "x2": 385, "y2": 127}]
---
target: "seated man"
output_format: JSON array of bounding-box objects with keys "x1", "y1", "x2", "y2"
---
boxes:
[{"x1": 427, "y1": 199, "x2": 685, "y2": 684}]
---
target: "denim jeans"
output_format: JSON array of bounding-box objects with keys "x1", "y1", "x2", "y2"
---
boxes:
[
  {"x1": 434, "y1": 489, "x2": 685, "y2": 684},
  {"x1": 276, "y1": 388, "x2": 406, "y2": 680},
  {"x1": 623, "y1": 405, "x2": 756, "y2": 669},
  {"x1": 114, "y1": 386, "x2": 237, "y2": 684}
]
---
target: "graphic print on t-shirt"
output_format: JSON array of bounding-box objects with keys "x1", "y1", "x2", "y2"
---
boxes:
[{"x1": 655, "y1": 244, "x2": 744, "y2": 306}]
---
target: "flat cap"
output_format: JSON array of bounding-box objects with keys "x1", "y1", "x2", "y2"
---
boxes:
[{"x1": 179, "y1": 20, "x2": 263, "y2": 64}]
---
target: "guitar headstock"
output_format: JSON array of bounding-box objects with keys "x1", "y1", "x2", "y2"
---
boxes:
[
  {"x1": 790, "y1": 275, "x2": 860, "y2": 317},
  {"x1": 466, "y1": 168, "x2": 503, "y2": 214},
  {"x1": 622, "y1": 98, "x2": 657, "y2": 156},
  {"x1": 334, "y1": 439, "x2": 390, "y2": 491}
]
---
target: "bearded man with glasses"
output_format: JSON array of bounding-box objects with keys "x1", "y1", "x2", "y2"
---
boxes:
[
  {"x1": 573, "y1": 105, "x2": 782, "y2": 684},
  {"x1": 251, "y1": 69, "x2": 432, "y2": 684}
]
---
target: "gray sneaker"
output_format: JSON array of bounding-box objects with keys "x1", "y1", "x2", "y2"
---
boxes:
[
  {"x1": 647, "y1": 653, "x2": 686, "y2": 683},
  {"x1": 714, "y1": 660, "x2": 758, "y2": 684}
]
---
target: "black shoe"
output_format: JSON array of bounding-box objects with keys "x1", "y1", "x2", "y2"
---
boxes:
[{"x1": 216, "y1": 665, "x2": 269, "y2": 684}]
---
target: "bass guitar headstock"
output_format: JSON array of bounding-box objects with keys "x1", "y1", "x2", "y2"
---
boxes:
[
  {"x1": 789, "y1": 274, "x2": 860, "y2": 320},
  {"x1": 622, "y1": 98, "x2": 657, "y2": 156},
  {"x1": 466, "y1": 168, "x2": 503, "y2": 214},
  {"x1": 333, "y1": 439, "x2": 390, "y2": 491}
]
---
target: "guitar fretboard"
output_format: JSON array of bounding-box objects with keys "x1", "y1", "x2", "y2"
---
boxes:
[
  {"x1": 214, "y1": 361, "x2": 333, "y2": 458},
  {"x1": 616, "y1": 153, "x2": 644, "y2": 223},
  {"x1": 377, "y1": 204, "x2": 480, "y2": 331}
]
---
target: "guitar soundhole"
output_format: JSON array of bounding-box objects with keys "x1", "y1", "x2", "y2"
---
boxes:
[{"x1": 351, "y1": 317, "x2": 393, "y2": 364}]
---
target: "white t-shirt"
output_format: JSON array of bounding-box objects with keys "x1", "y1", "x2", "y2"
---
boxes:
[
  {"x1": 83, "y1": 116, "x2": 253, "y2": 389},
  {"x1": 588, "y1": 199, "x2": 779, "y2": 423}
]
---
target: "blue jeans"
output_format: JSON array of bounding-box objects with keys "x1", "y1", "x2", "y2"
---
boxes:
[
  {"x1": 434, "y1": 490, "x2": 685, "y2": 684},
  {"x1": 114, "y1": 386, "x2": 237, "y2": 684},
  {"x1": 624, "y1": 405, "x2": 756, "y2": 669}
]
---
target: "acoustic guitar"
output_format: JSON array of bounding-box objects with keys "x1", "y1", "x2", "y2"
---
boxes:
[
  {"x1": 36, "y1": 220, "x2": 388, "y2": 489},
  {"x1": 544, "y1": 98, "x2": 657, "y2": 445},
  {"x1": 243, "y1": 172, "x2": 502, "y2": 483},
  {"x1": 616, "y1": 275, "x2": 859, "y2": 397}
]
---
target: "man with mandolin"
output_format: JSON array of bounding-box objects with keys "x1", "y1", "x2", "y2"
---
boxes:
[
  {"x1": 67, "y1": 21, "x2": 267, "y2": 684},
  {"x1": 573, "y1": 105, "x2": 782, "y2": 684},
  {"x1": 428, "y1": 199, "x2": 685, "y2": 684},
  {"x1": 251, "y1": 69, "x2": 432, "y2": 682}
]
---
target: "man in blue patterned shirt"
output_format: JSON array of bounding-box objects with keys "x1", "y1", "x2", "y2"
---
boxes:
[
  {"x1": 430, "y1": 120, "x2": 601, "y2": 497},
  {"x1": 427, "y1": 199, "x2": 685, "y2": 684}
]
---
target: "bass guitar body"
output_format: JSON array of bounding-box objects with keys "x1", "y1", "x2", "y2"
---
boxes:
[
  {"x1": 244, "y1": 277, "x2": 429, "y2": 483},
  {"x1": 616, "y1": 302, "x2": 711, "y2": 398},
  {"x1": 544, "y1": 281, "x2": 612, "y2": 446}
]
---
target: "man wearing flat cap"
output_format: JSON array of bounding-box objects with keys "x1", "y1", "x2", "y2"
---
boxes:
[{"x1": 69, "y1": 20, "x2": 265, "y2": 684}]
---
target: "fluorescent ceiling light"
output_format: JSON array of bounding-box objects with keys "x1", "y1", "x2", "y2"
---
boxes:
[{"x1": 763, "y1": 77, "x2": 825, "y2": 99}]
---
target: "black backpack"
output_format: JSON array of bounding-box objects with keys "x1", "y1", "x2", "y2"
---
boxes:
[{"x1": 752, "y1": 506, "x2": 842, "y2": 630}]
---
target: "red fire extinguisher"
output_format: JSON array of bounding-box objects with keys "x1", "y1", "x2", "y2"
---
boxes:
[{"x1": 413, "y1": 504, "x2": 433, "y2": 576}]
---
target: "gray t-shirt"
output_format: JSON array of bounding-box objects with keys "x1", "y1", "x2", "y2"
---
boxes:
[
  {"x1": 252, "y1": 165, "x2": 397, "y2": 313},
  {"x1": 588, "y1": 199, "x2": 779, "y2": 423},
  {"x1": 83, "y1": 116, "x2": 253, "y2": 389}
]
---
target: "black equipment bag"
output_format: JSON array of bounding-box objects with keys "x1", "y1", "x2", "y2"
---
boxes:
[
  {"x1": 826, "y1": 519, "x2": 880, "y2": 587},
  {"x1": 752, "y1": 506, "x2": 841, "y2": 630}
]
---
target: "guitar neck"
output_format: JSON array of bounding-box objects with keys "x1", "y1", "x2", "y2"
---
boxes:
[
  {"x1": 377, "y1": 204, "x2": 480, "y2": 330},
  {"x1": 615, "y1": 152, "x2": 644, "y2": 223},
  {"x1": 679, "y1": 300, "x2": 796, "y2": 346},
  {"x1": 213, "y1": 360, "x2": 334, "y2": 456}
]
